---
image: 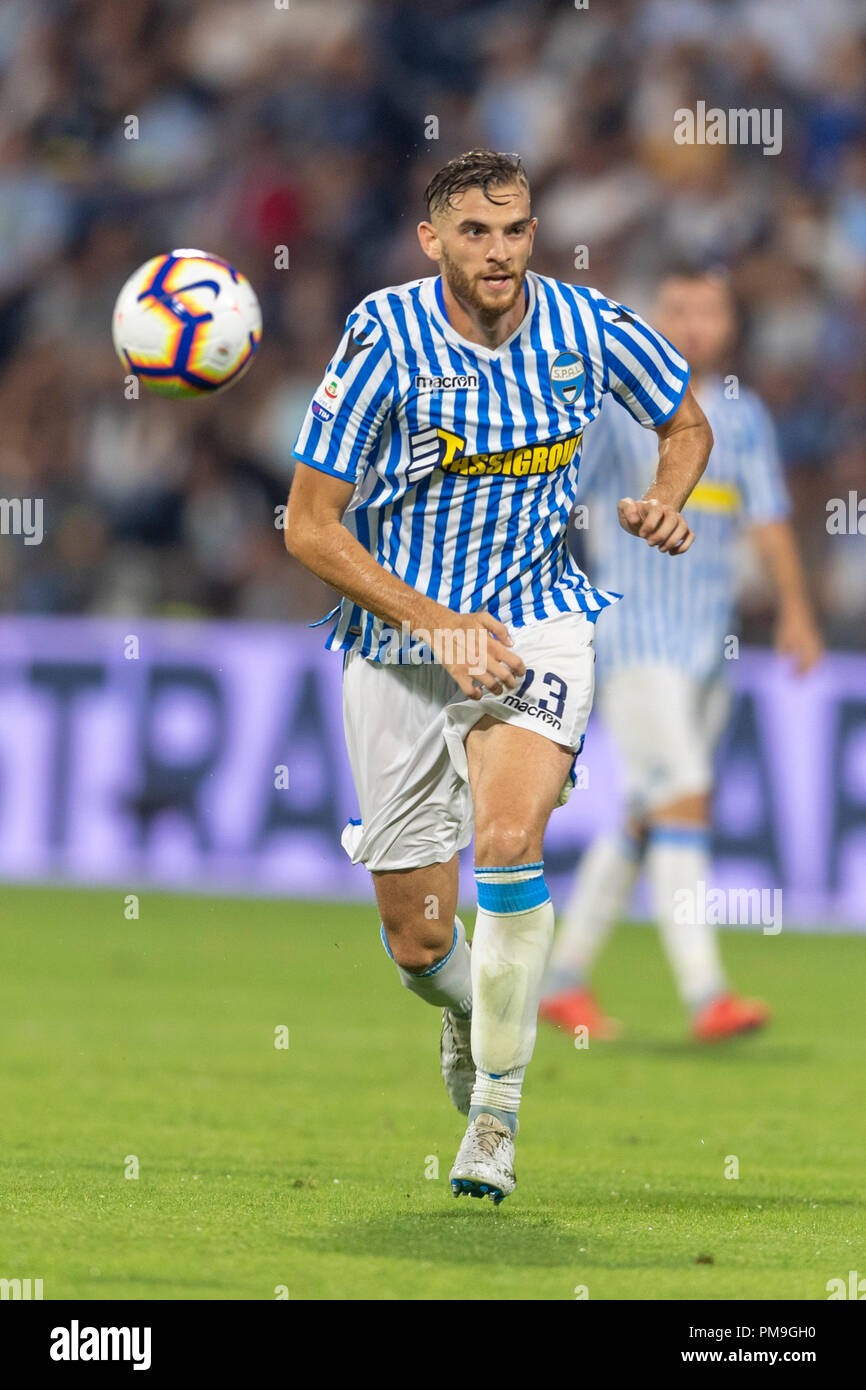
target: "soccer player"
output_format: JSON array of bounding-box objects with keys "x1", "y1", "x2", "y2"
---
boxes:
[
  {"x1": 540, "y1": 268, "x2": 823, "y2": 1043},
  {"x1": 285, "y1": 151, "x2": 712, "y2": 1203}
]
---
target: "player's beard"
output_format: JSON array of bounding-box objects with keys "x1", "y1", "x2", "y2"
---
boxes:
[{"x1": 439, "y1": 246, "x2": 526, "y2": 327}]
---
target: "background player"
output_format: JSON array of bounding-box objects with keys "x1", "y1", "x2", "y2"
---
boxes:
[
  {"x1": 285, "y1": 152, "x2": 712, "y2": 1202},
  {"x1": 541, "y1": 268, "x2": 823, "y2": 1043}
]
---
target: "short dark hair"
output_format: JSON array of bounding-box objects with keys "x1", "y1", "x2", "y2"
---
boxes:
[{"x1": 424, "y1": 150, "x2": 529, "y2": 218}]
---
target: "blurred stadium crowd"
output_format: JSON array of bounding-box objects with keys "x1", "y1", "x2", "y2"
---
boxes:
[{"x1": 0, "y1": 0, "x2": 864, "y2": 644}]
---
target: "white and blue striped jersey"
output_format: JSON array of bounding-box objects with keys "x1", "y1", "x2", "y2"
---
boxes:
[
  {"x1": 292, "y1": 271, "x2": 690, "y2": 660},
  {"x1": 578, "y1": 376, "x2": 791, "y2": 680}
]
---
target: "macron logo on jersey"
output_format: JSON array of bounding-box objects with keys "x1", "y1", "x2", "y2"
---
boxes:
[
  {"x1": 599, "y1": 303, "x2": 635, "y2": 326},
  {"x1": 413, "y1": 372, "x2": 478, "y2": 393},
  {"x1": 341, "y1": 326, "x2": 373, "y2": 364}
]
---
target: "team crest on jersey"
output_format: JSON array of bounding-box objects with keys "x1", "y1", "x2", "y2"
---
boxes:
[
  {"x1": 550, "y1": 351, "x2": 586, "y2": 407},
  {"x1": 407, "y1": 427, "x2": 582, "y2": 482}
]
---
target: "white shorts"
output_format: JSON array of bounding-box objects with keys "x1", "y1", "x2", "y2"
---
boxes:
[
  {"x1": 341, "y1": 609, "x2": 597, "y2": 872},
  {"x1": 599, "y1": 663, "x2": 731, "y2": 818}
]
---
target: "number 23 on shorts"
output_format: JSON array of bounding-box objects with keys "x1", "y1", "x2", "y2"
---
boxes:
[{"x1": 513, "y1": 668, "x2": 568, "y2": 720}]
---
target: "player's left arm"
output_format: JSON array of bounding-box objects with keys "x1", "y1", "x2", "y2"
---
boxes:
[
  {"x1": 749, "y1": 520, "x2": 823, "y2": 675},
  {"x1": 617, "y1": 384, "x2": 713, "y2": 555},
  {"x1": 590, "y1": 290, "x2": 712, "y2": 555}
]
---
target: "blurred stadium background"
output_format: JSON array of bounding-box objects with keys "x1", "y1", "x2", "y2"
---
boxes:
[{"x1": 1, "y1": 0, "x2": 864, "y2": 924}]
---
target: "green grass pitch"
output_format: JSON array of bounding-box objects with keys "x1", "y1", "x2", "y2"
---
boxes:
[{"x1": 1, "y1": 885, "x2": 864, "y2": 1301}]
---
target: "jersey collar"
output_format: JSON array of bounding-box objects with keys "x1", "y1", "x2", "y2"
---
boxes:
[{"x1": 426, "y1": 271, "x2": 537, "y2": 360}]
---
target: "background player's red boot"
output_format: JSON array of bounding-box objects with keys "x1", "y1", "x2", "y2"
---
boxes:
[
  {"x1": 539, "y1": 987, "x2": 622, "y2": 1040},
  {"x1": 692, "y1": 992, "x2": 771, "y2": 1041}
]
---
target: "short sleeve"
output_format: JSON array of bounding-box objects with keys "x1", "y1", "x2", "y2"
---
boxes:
[
  {"x1": 735, "y1": 392, "x2": 791, "y2": 524},
  {"x1": 292, "y1": 306, "x2": 396, "y2": 484},
  {"x1": 590, "y1": 290, "x2": 691, "y2": 429}
]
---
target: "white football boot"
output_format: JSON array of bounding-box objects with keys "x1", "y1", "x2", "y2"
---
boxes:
[
  {"x1": 440, "y1": 1009, "x2": 474, "y2": 1115},
  {"x1": 449, "y1": 1112, "x2": 517, "y2": 1204}
]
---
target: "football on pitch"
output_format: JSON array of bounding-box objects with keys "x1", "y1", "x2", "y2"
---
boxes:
[{"x1": 111, "y1": 249, "x2": 262, "y2": 398}]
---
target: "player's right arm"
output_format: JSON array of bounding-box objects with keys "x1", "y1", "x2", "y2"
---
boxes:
[{"x1": 284, "y1": 464, "x2": 524, "y2": 698}]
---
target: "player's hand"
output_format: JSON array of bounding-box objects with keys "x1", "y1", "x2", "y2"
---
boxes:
[
  {"x1": 617, "y1": 496, "x2": 695, "y2": 554},
  {"x1": 431, "y1": 610, "x2": 526, "y2": 701},
  {"x1": 775, "y1": 606, "x2": 823, "y2": 675}
]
